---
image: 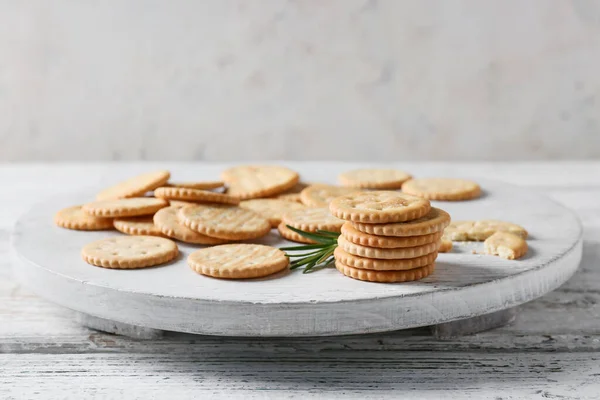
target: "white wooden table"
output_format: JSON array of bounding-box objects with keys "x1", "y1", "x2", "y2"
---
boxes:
[{"x1": 1, "y1": 162, "x2": 599, "y2": 399}]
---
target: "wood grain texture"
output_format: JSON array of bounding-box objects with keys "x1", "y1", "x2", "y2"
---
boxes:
[{"x1": 1, "y1": 162, "x2": 600, "y2": 398}]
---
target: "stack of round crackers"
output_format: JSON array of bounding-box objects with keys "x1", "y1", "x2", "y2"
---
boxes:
[{"x1": 329, "y1": 191, "x2": 451, "y2": 283}]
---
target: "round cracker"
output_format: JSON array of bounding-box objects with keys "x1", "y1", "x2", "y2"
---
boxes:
[
  {"x1": 165, "y1": 181, "x2": 224, "y2": 190},
  {"x1": 282, "y1": 207, "x2": 344, "y2": 233},
  {"x1": 329, "y1": 191, "x2": 431, "y2": 224},
  {"x1": 338, "y1": 235, "x2": 440, "y2": 260},
  {"x1": 334, "y1": 247, "x2": 438, "y2": 271},
  {"x1": 336, "y1": 260, "x2": 435, "y2": 283},
  {"x1": 113, "y1": 216, "x2": 165, "y2": 237},
  {"x1": 81, "y1": 236, "x2": 178, "y2": 269},
  {"x1": 153, "y1": 207, "x2": 228, "y2": 245},
  {"x1": 221, "y1": 165, "x2": 299, "y2": 200},
  {"x1": 154, "y1": 187, "x2": 239, "y2": 205},
  {"x1": 276, "y1": 193, "x2": 303, "y2": 203},
  {"x1": 96, "y1": 170, "x2": 170, "y2": 201},
  {"x1": 54, "y1": 205, "x2": 114, "y2": 231},
  {"x1": 341, "y1": 222, "x2": 442, "y2": 248},
  {"x1": 240, "y1": 199, "x2": 305, "y2": 228},
  {"x1": 402, "y1": 178, "x2": 481, "y2": 201},
  {"x1": 277, "y1": 223, "x2": 316, "y2": 244},
  {"x1": 188, "y1": 244, "x2": 289, "y2": 279},
  {"x1": 338, "y1": 168, "x2": 412, "y2": 189},
  {"x1": 353, "y1": 207, "x2": 451, "y2": 237},
  {"x1": 82, "y1": 198, "x2": 168, "y2": 218},
  {"x1": 177, "y1": 204, "x2": 271, "y2": 240},
  {"x1": 299, "y1": 184, "x2": 360, "y2": 207}
]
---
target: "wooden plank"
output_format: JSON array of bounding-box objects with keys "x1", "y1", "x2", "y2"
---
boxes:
[{"x1": 0, "y1": 352, "x2": 598, "y2": 399}]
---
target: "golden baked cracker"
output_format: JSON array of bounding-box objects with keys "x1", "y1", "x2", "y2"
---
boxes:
[
  {"x1": 153, "y1": 207, "x2": 228, "y2": 245},
  {"x1": 177, "y1": 204, "x2": 271, "y2": 240},
  {"x1": 240, "y1": 199, "x2": 305, "y2": 228},
  {"x1": 168, "y1": 200, "x2": 197, "y2": 208},
  {"x1": 438, "y1": 238, "x2": 453, "y2": 253},
  {"x1": 353, "y1": 207, "x2": 451, "y2": 237},
  {"x1": 336, "y1": 260, "x2": 435, "y2": 283},
  {"x1": 96, "y1": 170, "x2": 170, "y2": 201},
  {"x1": 402, "y1": 178, "x2": 481, "y2": 201},
  {"x1": 188, "y1": 244, "x2": 289, "y2": 279},
  {"x1": 299, "y1": 184, "x2": 360, "y2": 207},
  {"x1": 221, "y1": 165, "x2": 299, "y2": 199},
  {"x1": 334, "y1": 247, "x2": 437, "y2": 271},
  {"x1": 329, "y1": 191, "x2": 431, "y2": 224},
  {"x1": 444, "y1": 220, "x2": 528, "y2": 241},
  {"x1": 338, "y1": 235, "x2": 440, "y2": 260},
  {"x1": 338, "y1": 168, "x2": 412, "y2": 189},
  {"x1": 341, "y1": 222, "x2": 442, "y2": 248},
  {"x1": 82, "y1": 198, "x2": 168, "y2": 218},
  {"x1": 81, "y1": 236, "x2": 178, "y2": 269},
  {"x1": 54, "y1": 205, "x2": 114, "y2": 231},
  {"x1": 277, "y1": 223, "x2": 316, "y2": 244},
  {"x1": 484, "y1": 232, "x2": 528, "y2": 260},
  {"x1": 154, "y1": 187, "x2": 239, "y2": 205},
  {"x1": 282, "y1": 207, "x2": 344, "y2": 233},
  {"x1": 165, "y1": 181, "x2": 224, "y2": 190},
  {"x1": 113, "y1": 216, "x2": 165, "y2": 237}
]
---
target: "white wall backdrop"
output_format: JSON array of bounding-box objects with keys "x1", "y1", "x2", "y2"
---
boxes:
[{"x1": 1, "y1": 0, "x2": 599, "y2": 162}]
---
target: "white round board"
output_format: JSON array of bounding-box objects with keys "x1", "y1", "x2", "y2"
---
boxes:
[{"x1": 11, "y1": 172, "x2": 582, "y2": 337}]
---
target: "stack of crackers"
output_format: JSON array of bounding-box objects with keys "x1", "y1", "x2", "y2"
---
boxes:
[{"x1": 329, "y1": 191, "x2": 451, "y2": 283}]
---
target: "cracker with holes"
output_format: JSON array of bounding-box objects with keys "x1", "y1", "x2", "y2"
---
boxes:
[
  {"x1": 281, "y1": 207, "x2": 344, "y2": 233},
  {"x1": 177, "y1": 204, "x2": 271, "y2": 240},
  {"x1": 402, "y1": 178, "x2": 481, "y2": 201},
  {"x1": 188, "y1": 244, "x2": 289, "y2": 279},
  {"x1": 82, "y1": 198, "x2": 168, "y2": 218},
  {"x1": 337, "y1": 235, "x2": 440, "y2": 260},
  {"x1": 330, "y1": 191, "x2": 431, "y2": 224},
  {"x1": 240, "y1": 199, "x2": 305, "y2": 228},
  {"x1": 154, "y1": 187, "x2": 239, "y2": 205},
  {"x1": 54, "y1": 206, "x2": 114, "y2": 231},
  {"x1": 81, "y1": 236, "x2": 178, "y2": 269},
  {"x1": 353, "y1": 207, "x2": 451, "y2": 237},
  {"x1": 339, "y1": 168, "x2": 412, "y2": 189},
  {"x1": 153, "y1": 206, "x2": 228, "y2": 245},
  {"x1": 96, "y1": 170, "x2": 170, "y2": 201},
  {"x1": 341, "y1": 222, "x2": 442, "y2": 248},
  {"x1": 299, "y1": 184, "x2": 360, "y2": 207},
  {"x1": 221, "y1": 165, "x2": 299, "y2": 199},
  {"x1": 113, "y1": 216, "x2": 165, "y2": 237}
]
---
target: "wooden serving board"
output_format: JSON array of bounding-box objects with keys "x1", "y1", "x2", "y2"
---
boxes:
[{"x1": 10, "y1": 167, "x2": 582, "y2": 337}]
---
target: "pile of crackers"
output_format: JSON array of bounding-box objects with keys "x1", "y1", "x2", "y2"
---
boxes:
[{"x1": 328, "y1": 191, "x2": 451, "y2": 282}]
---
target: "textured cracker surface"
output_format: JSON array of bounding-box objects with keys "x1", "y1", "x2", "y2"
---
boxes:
[
  {"x1": 329, "y1": 191, "x2": 431, "y2": 223},
  {"x1": 81, "y1": 236, "x2": 178, "y2": 269},
  {"x1": 353, "y1": 207, "x2": 451, "y2": 237}
]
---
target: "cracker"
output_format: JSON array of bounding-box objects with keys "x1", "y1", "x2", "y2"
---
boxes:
[
  {"x1": 282, "y1": 207, "x2": 344, "y2": 233},
  {"x1": 438, "y1": 237, "x2": 453, "y2": 253},
  {"x1": 338, "y1": 235, "x2": 440, "y2": 259},
  {"x1": 188, "y1": 244, "x2": 289, "y2": 279},
  {"x1": 221, "y1": 165, "x2": 299, "y2": 199},
  {"x1": 240, "y1": 199, "x2": 305, "y2": 227},
  {"x1": 336, "y1": 260, "x2": 435, "y2": 283},
  {"x1": 177, "y1": 204, "x2": 271, "y2": 240},
  {"x1": 81, "y1": 236, "x2": 178, "y2": 269},
  {"x1": 277, "y1": 223, "x2": 316, "y2": 244},
  {"x1": 444, "y1": 220, "x2": 528, "y2": 241},
  {"x1": 338, "y1": 168, "x2": 411, "y2": 189},
  {"x1": 168, "y1": 200, "x2": 197, "y2": 208},
  {"x1": 113, "y1": 216, "x2": 165, "y2": 237},
  {"x1": 153, "y1": 206, "x2": 228, "y2": 245},
  {"x1": 165, "y1": 181, "x2": 224, "y2": 190},
  {"x1": 334, "y1": 247, "x2": 438, "y2": 271},
  {"x1": 353, "y1": 207, "x2": 451, "y2": 237},
  {"x1": 341, "y1": 222, "x2": 442, "y2": 248},
  {"x1": 484, "y1": 232, "x2": 528, "y2": 260},
  {"x1": 154, "y1": 187, "x2": 239, "y2": 205},
  {"x1": 402, "y1": 178, "x2": 481, "y2": 201},
  {"x1": 329, "y1": 191, "x2": 431, "y2": 223},
  {"x1": 82, "y1": 198, "x2": 168, "y2": 218},
  {"x1": 299, "y1": 184, "x2": 360, "y2": 207},
  {"x1": 96, "y1": 170, "x2": 170, "y2": 201},
  {"x1": 54, "y1": 205, "x2": 114, "y2": 231}
]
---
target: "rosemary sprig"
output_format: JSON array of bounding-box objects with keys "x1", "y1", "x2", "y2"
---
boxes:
[{"x1": 282, "y1": 225, "x2": 340, "y2": 274}]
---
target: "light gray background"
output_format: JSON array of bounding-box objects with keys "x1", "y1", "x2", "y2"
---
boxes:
[{"x1": 1, "y1": 0, "x2": 599, "y2": 162}]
